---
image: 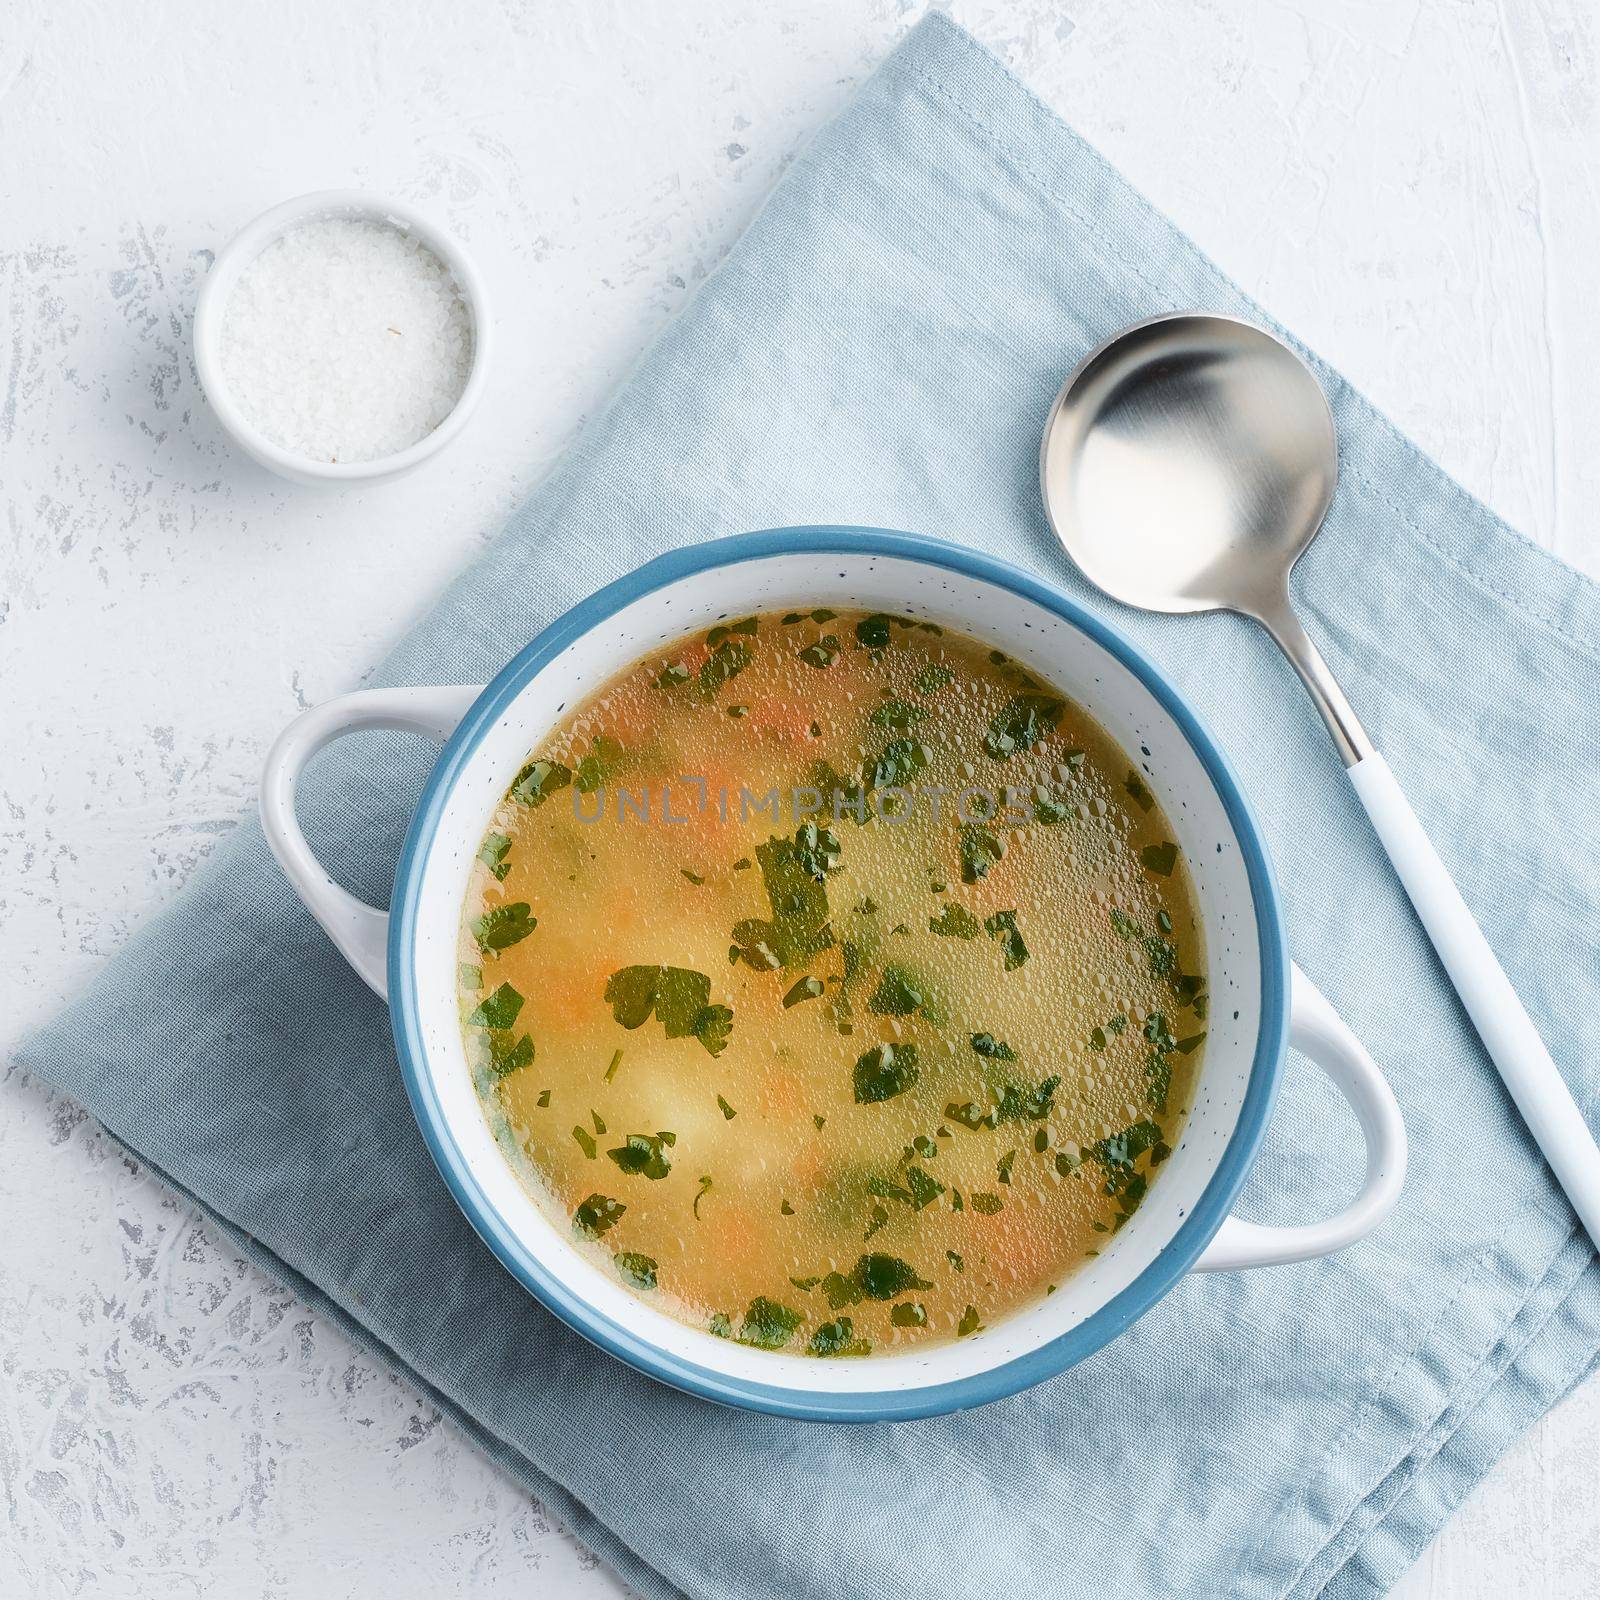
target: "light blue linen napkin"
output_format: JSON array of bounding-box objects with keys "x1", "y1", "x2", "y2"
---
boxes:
[{"x1": 19, "y1": 14, "x2": 1600, "y2": 1597}]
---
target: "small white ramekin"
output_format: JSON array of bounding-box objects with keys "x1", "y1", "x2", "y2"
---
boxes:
[{"x1": 194, "y1": 189, "x2": 492, "y2": 487}]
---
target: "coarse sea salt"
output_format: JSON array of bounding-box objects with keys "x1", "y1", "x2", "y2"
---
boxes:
[{"x1": 219, "y1": 216, "x2": 473, "y2": 464}]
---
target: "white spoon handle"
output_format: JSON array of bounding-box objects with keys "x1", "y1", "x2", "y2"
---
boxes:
[{"x1": 1349, "y1": 752, "x2": 1600, "y2": 1249}]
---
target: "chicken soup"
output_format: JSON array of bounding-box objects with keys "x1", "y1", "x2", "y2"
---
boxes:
[{"x1": 459, "y1": 609, "x2": 1207, "y2": 1356}]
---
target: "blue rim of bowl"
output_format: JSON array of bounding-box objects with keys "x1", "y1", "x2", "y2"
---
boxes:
[{"x1": 388, "y1": 526, "x2": 1290, "y2": 1422}]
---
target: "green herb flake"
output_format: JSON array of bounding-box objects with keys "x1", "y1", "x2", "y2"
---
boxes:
[
  {"x1": 573, "y1": 735, "x2": 625, "y2": 795},
  {"x1": 905, "y1": 1167, "x2": 945, "y2": 1210},
  {"x1": 821, "y1": 1271, "x2": 862, "y2": 1309},
  {"x1": 809, "y1": 1317, "x2": 871, "y2": 1357},
  {"x1": 928, "y1": 903, "x2": 981, "y2": 939},
  {"x1": 982, "y1": 694, "x2": 1066, "y2": 760},
  {"x1": 957, "y1": 1305, "x2": 983, "y2": 1337},
  {"x1": 477, "y1": 833, "x2": 513, "y2": 881},
  {"x1": 853, "y1": 1041, "x2": 920, "y2": 1104},
  {"x1": 983, "y1": 909, "x2": 1029, "y2": 970},
  {"x1": 798, "y1": 634, "x2": 842, "y2": 669},
  {"x1": 913, "y1": 663, "x2": 954, "y2": 695},
  {"x1": 487, "y1": 1032, "x2": 534, "y2": 1079},
  {"x1": 996, "y1": 1150, "x2": 1016, "y2": 1186},
  {"x1": 737, "y1": 1296, "x2": 804, "y2": 1351},
  {"x1": 946, "y1": 1250, "x2": 964, "y2": 1272},
  {"x1": 869, "y1": 699, "x2": 927, "y2": 733},
  {"x1": 995, "y1": 1075, "x2": 1060, "y2": 1123},
  {"x1": 970, "y1": 1192, "x2": 1003, "y2": 1215},
  {"x1": 614, "y1": 1251, "x2": 658, "y2": 1290},
  {"x1": 603, "y1": 964, "x2": 734, "y2": 1057},
  {"x1": 856, "y1": 1253, "x2": 932, "y2": 1300},
  {"x1": 705, "y1": 617, "x2": 759, "y2": 647},
  {"x1": 536, "y1": 1088, "x2": 551, "y2": 1108},
  {"x1": 731, "y1": 824, "x2": 841, "y2": 972},
  {"x1": 607, "y1": 1132, "x2": 673, "y2": 1180},
  {"x1": 1033, "y1": 793, "x2": 1074, "y2": 825},
  {"x1": 866, "y1": 736, "x2": 929, "y2": 791},
  {"x1": 783, "y1": 976, "x2": 825, "y2": 1008},
  {"x1": 656, "y1": 662, "x2": 691, "y2": 690},
  {"x1": 693, "y1": 1174, "x2": 713, "y2": 1219},
  {"x1": 1144, "y1": 1012, "x2": 1176, "y2": 1052},
  {"x1": 1089, "y1": 1120, "x2": 1165, "y2": 1222},
  {"x1": 681, "y1": 868, "x2": 705, "y2": 885},
  {"x1": 716, "y1": 1094, "x2": 737, "y2": 1121},
  {"x1": 945, "y1": 1101, "x2": 992, "y2": 1131},
  {"x1": 572, "y1": 1125, "x2": 597, "y2": 1159},
  {"x1": 959, "y1": 823, "x2": 1005, "y2": 884},
  {"x1": 510, "y1": 759, "x2": 571, "y2": 808},
  {"x1": 1124, "y1": 771, "x2": 1155, "y2": 812},
  {"x1": 1145, "y1": 935, "x2": 1178, "y2": 978},
  {"x1": 1089, "y1": 1026, "x2": 1107, "y2": 1052},
  {"x1": 468, "y1": 983, "x2": 524, "y2": 1030},
  {"x1": 1147, "y1": 1054, "x2": 1172, "y2": 1112},
  {"x1": 698, "y1": 638, "x2": 755, "y2": 699},
  {"x1": 969, "y1": 1032, "x2": 1017, "y2": 1062},
  {"x1": 867, "y1": 964, "x2": 925, "y2": 1016},
  {"x1": 855, "y1": 614, "x2": 894, "y2": 651},
  {"x1": 458, "y1": 962, "x2": 483, "y2": 989},
  {"x1": 780, "y1": 1198, "x2": 796, "y2": 1216},
  {"x1": 890, "y1": 1302, "x2": 927, "y2": 1328},
  {"x1": 1141, "y1": 840, "x2": 1179, "y2": 877},
  {"x1": 868, "y1": 1176, "x2": 913, "y2": 1205},
  {"x1": 572, "y1": 1194, "x2": 624, "y2": 1238},
  {"x1": 1092, "y1": 1118, "x2": 1163, "y2": 1174}
]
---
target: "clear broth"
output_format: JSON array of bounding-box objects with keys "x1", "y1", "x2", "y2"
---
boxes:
[{"x1": 459, "y1": 610, "x2": 1208, "y2": 1357}]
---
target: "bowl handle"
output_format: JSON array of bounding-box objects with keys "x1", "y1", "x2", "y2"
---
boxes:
[
  {"x1": 1192, "y1": 963, "x2": 1406, "y2": 1271},
  {"x1": 260, "y1": 686, "x2": 482, "y2": 1000}
]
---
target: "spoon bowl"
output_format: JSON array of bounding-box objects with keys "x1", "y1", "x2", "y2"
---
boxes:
[{"x1": 1040, "y1": 313, "x2": 1336, "y2": 617}]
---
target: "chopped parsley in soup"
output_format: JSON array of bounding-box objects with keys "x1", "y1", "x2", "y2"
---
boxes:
[{"x1": 459, "y1": 610, "x2": 1207, "y2": 1356}]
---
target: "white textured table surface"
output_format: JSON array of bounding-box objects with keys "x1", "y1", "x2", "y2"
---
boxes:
[{"x1": 4, "y1": 2, "x2": 1598, "y2": 1595}]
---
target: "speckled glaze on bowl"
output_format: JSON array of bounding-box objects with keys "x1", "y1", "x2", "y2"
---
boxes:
[{"x1": 260, "y1": 527, "x2": 1404, "y2": 1420}]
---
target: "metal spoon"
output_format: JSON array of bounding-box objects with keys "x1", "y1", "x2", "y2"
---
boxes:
[{"x1": 1040, "y1": 311, "x2": 1600, "y2": 1249}]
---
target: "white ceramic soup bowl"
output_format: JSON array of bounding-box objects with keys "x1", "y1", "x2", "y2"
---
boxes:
[{"x1": 261, "y1": 527, "x2": 1405, "y2": 1421}]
